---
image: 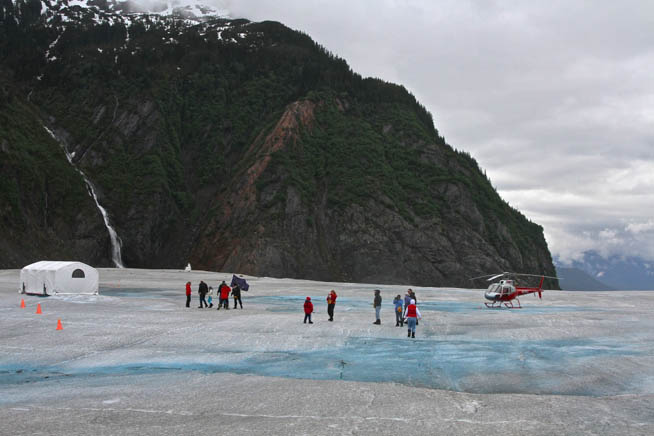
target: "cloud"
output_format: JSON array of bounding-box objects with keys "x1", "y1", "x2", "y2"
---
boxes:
[{"x1": 627, "y1": 220, "x2": 654, "y2": 234}]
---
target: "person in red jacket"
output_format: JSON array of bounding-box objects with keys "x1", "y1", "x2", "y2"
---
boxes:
[
  {"x1": 404, "y1": 299, "x2": 422, "y2": 338},
  {"x1": 185, "y1": 281, "x2": 192, "y2": 308},
  {"x1": 326, "y1": 290, "x2": 337, "y2": 321},
  {"x1": 303, "y1": 297, "x2": 314, "y2": 324},
  {"x1": 217, "y1": 281, "x2": 231, "y2": 310}
]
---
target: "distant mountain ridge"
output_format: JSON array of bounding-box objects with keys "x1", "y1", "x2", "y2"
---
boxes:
[
  {"x1": 555, "y1": 266, "x2": 615, "y2": 291},
  {"x1": 0, "y1": 0, "x2": 558, "y2": 287},
  {"x1": 557, "y1": 252, "x2": 654, "y2": 291}
]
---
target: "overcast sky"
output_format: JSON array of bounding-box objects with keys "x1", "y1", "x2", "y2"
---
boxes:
[{"x1": 217, "y1": 1, "x2": 654, "y2": 264}]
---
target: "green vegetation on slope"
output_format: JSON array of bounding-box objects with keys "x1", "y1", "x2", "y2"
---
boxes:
[{"x1": 0, "y1": 3, "x2": 555, "y2": 283}]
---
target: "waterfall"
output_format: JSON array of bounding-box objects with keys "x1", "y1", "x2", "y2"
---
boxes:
[
  {"x1": 43, "y1": 125, "x2": 125, "y2": 268},
  {"x1": 84, "y1": 179, "x2": 125, "y2": 268}
]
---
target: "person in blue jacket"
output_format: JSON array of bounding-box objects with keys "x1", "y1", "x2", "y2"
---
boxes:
[
  {"x1": 403, "y1": 291, "x2": 412, "y2": 313},
  {"x1": 393, "y1": 294, "x2": 404, "y2": 327}
]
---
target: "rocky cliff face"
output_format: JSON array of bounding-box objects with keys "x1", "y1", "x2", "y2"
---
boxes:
[
  {"x1": 0, "y1": 1, "x2": 557, "y2": 287},
  {"x1": 193, "y1": 97, "x2": 555, "y2": 287}
]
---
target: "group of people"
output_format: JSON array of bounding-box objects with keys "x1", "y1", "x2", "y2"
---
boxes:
[
  {"x1": 378, "y1": 288, "x2": 422, "y2": 338},
  {"x1": 185, "y1": 280, "x2": 243, "y2": 310},
  {"x1": 303, "y1": 288, "x2": 422, "y2": 338},
  {"x1": 303, "y1": 290, "x2": 338, "y2": 324},
  {"x1": 185, "y1": 278, "x2": 422, "y2": 338}
]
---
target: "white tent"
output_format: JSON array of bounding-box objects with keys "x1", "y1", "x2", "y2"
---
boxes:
[{"x1": 19, "y1": 261, "x2": 99, "y2": 295}]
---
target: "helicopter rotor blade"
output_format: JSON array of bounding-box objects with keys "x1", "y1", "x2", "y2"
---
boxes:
[
  {"x1": 470, "y1": 272, "x2": 562, "y2": 282},
  {"x1": 470, "y1": 272, "x2": 514, "y2": 281},
  {"x1": 504, "y1": 272, "x2": 560, "y2": 280},
  {"x1": 469, "y1": 273, "x2": 502, "y2": 281},
  {"x1": 488, "y1": 273, "x2": 507, "y2": 281}
]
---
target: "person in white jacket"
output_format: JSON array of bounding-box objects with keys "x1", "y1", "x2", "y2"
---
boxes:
[{"x1": 404, "y1": 299, "x2": 422, "y2": 338}]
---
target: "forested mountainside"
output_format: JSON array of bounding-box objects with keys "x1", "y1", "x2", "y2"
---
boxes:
[{"x1": 0, "y1": 0, "x2": 558, "y2": 287}]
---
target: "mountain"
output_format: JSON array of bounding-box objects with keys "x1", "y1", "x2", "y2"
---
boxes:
[
  {"x1": 558, "y1": 252, "x2": 654, "y2": 291},
  {"x1": 555, "y1": 267, "x2": 615, "y2": 291},
  {"x1": 0, "y1": 0, "x2": 558, "y2": 287}
]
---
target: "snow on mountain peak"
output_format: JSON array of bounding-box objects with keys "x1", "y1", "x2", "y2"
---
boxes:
[
  {"x1": 125, "y1": 0, "x2": 230, "y2": 19},
  {"x1": 36, "y1": 0, "x2": 230, "y2": 21}
]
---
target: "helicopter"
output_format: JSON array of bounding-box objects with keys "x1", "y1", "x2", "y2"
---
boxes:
[{"x1": 470, "y1": 272, "x2": 559, "y2": 308}]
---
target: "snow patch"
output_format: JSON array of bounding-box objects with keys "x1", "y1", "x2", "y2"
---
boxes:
[
  {"x1": 68, "y1": 0, "x2": 91, "y2": 8},
  {"x1": 102, "y1": 398, "x2": 121, "y2": 404}
]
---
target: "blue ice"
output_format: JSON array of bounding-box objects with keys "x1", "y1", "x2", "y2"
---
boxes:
[
  {"x1": 25, "y1": 290, "x2": 630, "y2": 396},
  {"x1": 101, "y1": 289, "x2": 599, "y2": 315},
  {"x1": 1, "y1": 336, "x2": 646, "y2": 396}
]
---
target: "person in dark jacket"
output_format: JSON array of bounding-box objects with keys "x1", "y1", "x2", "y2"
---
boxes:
[
  {"x1": 326, "y1": 290, "x2": 337, "y2": 321},
  {"x1": 393, "y1": 294, "x2": 404, "y2": 327},
  {"x1": 198, "y1": 281, "x2": 208, "y2": 308},
  {"x1": 408, "y1": 289, "x2": 417, "y2": 305},
  {"x1": 408, "y1": 288, "x2": 418, "y2": 325},
  {"x1": 373, "y1": 289, "x2": 382, "y2": 324},
  {"x1": 185, "y1": 281, "x2": 192, "y2": 308},
  {"x1": 217, "y1": 281, "x2": 230, "y2": 310},
  {"x1": 303, "y1": 297, "x2": 314, "y2": 324},
  {"x1": 232, "y1": 284, "x2": 243, "y2": 309}
]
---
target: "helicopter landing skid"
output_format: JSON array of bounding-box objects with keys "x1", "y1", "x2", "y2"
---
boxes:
[{"x1": 484, "y1": 299, "x2": 522, "y2": 309}]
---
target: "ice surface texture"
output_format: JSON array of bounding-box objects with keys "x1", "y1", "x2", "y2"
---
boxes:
[
  {"x1": 2, "y1": 336, "x2": 637, "y2": 396},
  {"x1": 2, "y1": 269, "x2": 653, "y2": 436},
  {"x1": 3, "y1": 270, "x2": 652, "y2": 398}
]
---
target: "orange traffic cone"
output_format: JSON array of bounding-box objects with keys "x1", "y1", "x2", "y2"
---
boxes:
[
  {"x1": 20, "y1": 299, "x2": 25, "y2": 308},
  {"x1": 36, "y1": 303, "x2": 42, "y2": 314},
  {"x1": 56, "y1": 319, "x2": 63, "y2": 330}
]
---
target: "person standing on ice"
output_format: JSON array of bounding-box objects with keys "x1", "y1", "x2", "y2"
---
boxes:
[
  {"x1": 404, "y1": 299, "x2": 421, "y2": 338},
  {"x1": 403, "y1": 291, "x2": 411, "y2": 313},
  {"x1": 393, "y1": 294, "x2": 404, "y2": 327},
  {"x1": 185, "y1": 281, "x2": 192, "y2": 308},
  {"x1": 207, "y1": 287, "x2": 214, "y2": 308},
  {"x1": 232, "y1": 283, "x2": 243, "y2": 309},
  {"x1": 198, "y1": 280, "x2": 209, "y2": 308},
  {"x1": 408, "y1": 289, "x2": 417, "y2": 305},
  {"x1": 303, "y1": 297, "x2": 314, "y2": 324},
  {"x1": 326, "y1": 290, "x2": 337, "y2": 321},
  {"x1": 373, "y1": 289, "x2": 382, "y2": 324},
  {"x1": 218, "y1": 281, "x2": 231, "y2": 310},
  {"x1": 407, "y1": 288, "x2": 418, "y2": 325}
]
